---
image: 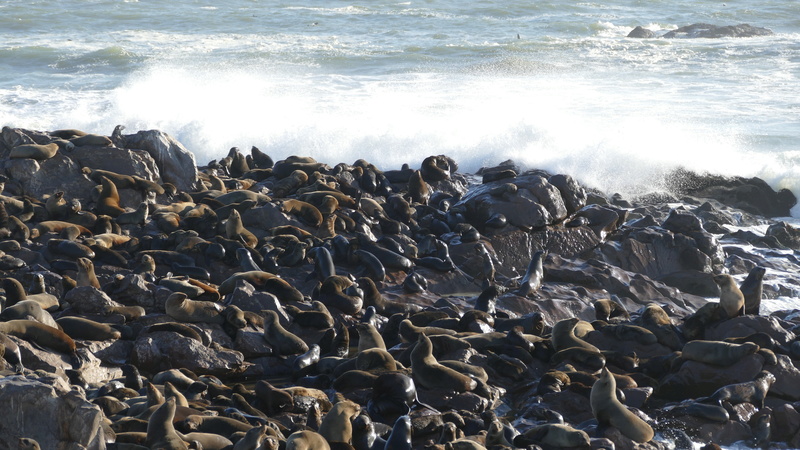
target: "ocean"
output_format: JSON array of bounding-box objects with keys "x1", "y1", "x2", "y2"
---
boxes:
[{"x1": 1, "y1": 0, "x2": 799, "y2": 212}]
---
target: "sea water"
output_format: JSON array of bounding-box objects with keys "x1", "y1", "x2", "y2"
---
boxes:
[{"x1": 1, "y1": 0, "x2": 798, "y2": 210}]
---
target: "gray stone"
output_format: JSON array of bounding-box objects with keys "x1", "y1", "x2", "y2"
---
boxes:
[
  {"x1": 63, "y1": 286, "x2": 123, "y2": 315},
  {"x1": 3, "y1": 152, "x2": 95, "y2": 200},
  {"x1": 120, "y1": 129, "x2": 200, "y2": 192},
  {"x1": 131, "y1": 331, "x2": 247, "y2": 377},
  {"x1": 0, "y1": 373, "x2": 106, "y2": 449}
]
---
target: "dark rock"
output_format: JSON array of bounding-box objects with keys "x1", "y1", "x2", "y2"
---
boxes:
[
  {"x1": 627, "y1": 26, "x2": 656, "y2": 38},
  {"x1": 658, "y1": 354, "x2": 764, "y2": 400},
  {"x1": 120, "y1": 129, "x2": 200, "y2": 191},
  {"x1": 665, "y1": 168, "x2": 796, "y2": 217},
  {"x1": 131, "y1": 331, "x2": 247, "y2": 377},
  {"x1": 663, "y1": 23, "x2": 774, "y2": 39}
]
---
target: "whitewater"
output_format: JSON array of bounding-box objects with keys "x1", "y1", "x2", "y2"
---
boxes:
[{"x1": 1, "y1": 0, "x2": 799, "y2": 212}]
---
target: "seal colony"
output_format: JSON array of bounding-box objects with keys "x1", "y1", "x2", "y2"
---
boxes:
[{"x1": 0, "y1": 126, "x2": 800, "y2": 449}]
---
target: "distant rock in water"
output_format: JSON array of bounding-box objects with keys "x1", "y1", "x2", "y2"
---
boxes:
[
  {"x1": 663, "y1": 23, "x2": 774, "y2": 39},
  {"x1": 627, "y1": 26, "x2": 655, "y2": 39}
]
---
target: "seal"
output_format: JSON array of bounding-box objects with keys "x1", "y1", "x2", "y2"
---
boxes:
[
  {"x1": 164, "y1": 292, "x2": 224, "y2": 324},
  {"x1": 225, "y1": 209, "x2": 258, "y2": 248},
  {"x1": 383, "y1": 416, "x2": 413, "y2": 450},
  {"x1": 146, "y1": 397, "x2": 190, "y2": 449},
  {"x1": 285, "y1": 430, "x2": 331, "y2": 450},
  {"x1": 550, "y1": 317, "x2": 600, "y2": 353},
  {"x1": 681, "y1": 340, "x2": 759, "y2": 366},
  {"x1": 408, "y1": 170, "x2": 430, "y2": 205},
  {"x1": 281, "y1": 199, "x2": 323, "y2": 227},
  {"x1": 410, "y1": 333, "x2": 476, "y2": 392},
  {"x1": 591, "y1": 367, "x2": 654, "y2": 443},
  {"x1": 76, "y1": 257, "x2": 102, "y2": 289},
  {"x1": 9, "y1": 142, "x2": 60, "y2": 160},
  {"x1": 262, "y1": 310, "x2": 309, "y2": 356},
  {"x1": 318, "y1": 399, "x2": 361, "y2": 443},
  {"x1": 593, "y1": 298, "x2": 630, "y2": 322},
  {"x1": 116, "y1": 202, "x2": 149, "y2": 226},
  {"x1": 218, "y1": 271, "x2": 303, "y2": 302},
  {"x1": 95, "y1": 175, "x2": 127, "y2": 218},
  {"x1": 513, "y1": 424, "x2": 591, "y2": 448},
  {"x1": 0, "y1": 320, "x2": 76, "y2": 354},
  {"x1": 707, "y1": 370, "x2": 776, "y2": 408},
  {"x1": 17, "y1": 438, "x2": 41, "y2": 450},
  {"x1": 56, "y1": 316, "x2": 122, "y2": 341},
  {"x1": 739, "y1": 266, "x2": 766, "y2": 315},
  {"x1": 516, "y1": 250, "x2": 545, "y2": 296},
  {"x1": 713, "y1": 274, "x2": 744, "y2": 318},
  {"x1": 356, "y1": 322, "x2": 387, "y2": 352},
  {"x1": 318, "y1": 275, "x2": 363, "y2": 315}
]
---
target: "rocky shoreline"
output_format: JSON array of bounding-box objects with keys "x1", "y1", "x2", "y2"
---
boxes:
[{"x1": 1, "y1": 126, "x2": 800, "y2": 449}]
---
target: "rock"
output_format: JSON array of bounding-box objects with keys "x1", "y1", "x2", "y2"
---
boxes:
[
  {"x1": 771, "y1": 403, "x2": 800, "y2": 443},
  {"x1": 68, "y1": 145, "x2": 160, "y2": 185},
  {"x1": 627, "y1": 26, "x2": 656, "y2": 38},
  {"x1": 63, "y1": 286, "x2": 124, "y2": 314},
  {"x1": 763, "y1": 355, "x2": 800, "y2": 401},
  {"x1": 488, "y1": 227, "x2": 601, "y2": 277},
  {"x1": 224, "y1": 280, "x2": 289, "y2": 324},
  {"x1": 234, "y1": 327, "x2": 274, "y2": 358},
  {"x1": 663, "y1": 23, "x2": 774, "y2": 39},
  {"x1": 658, "y1": 354, "x2": 764, "y2": 400},
  {"x1": 3, "y1": 152, "x2": 95, "y2": 200},
  {"x1": 10, "y1": 335, "x2": 72, "y2": 374},
  {"x1": 548, "y1": 174, "x2": 587, "y2": 216},
  {"x1": 120, "y1": 129, "x2": 200, "y2": 192},
  {"x1": 131, "y1": 331, "x2": 247, "y2": 377},
  {"x1": 765, "y1": 221, "x2": 800, "y2": 250},
  {"x1": 0, "y1": 373, "x2": 106, "y2": 449},
  {"x1": 104, "y1": 274, "x2": 159, "y2": 308},
  {"x1": 665, "y1": 169, "x2": 796, "y2": 218},
  {"x1": 705, "y1": 315, "x2": 796, "y2": 346}
]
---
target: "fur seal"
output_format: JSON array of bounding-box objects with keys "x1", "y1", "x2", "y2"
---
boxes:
[
  {"x1": 218, "y1": 271, "x2": 303, "y2": 302},
  {"x1": 76, "y1": 257, "x2": 102, "y2": 289},
  {"x1": 356, "y1": 322, "x2": 387, "y2": 352},
  {"x1": 318, "y1": 399, "x2": 361, "y2": 444},
  {"x1": 516, "y1": 250, "x2": 545, "y2": 296},
  {"x1": 713, "y1": 274, "x2": 744, "y2": 318},
  {"x1": 410, "y1": 333, "x2": 476, "y2": 392},
  {"x1": 408, "y1": 170, "x2": 430, "y2": 205},
  {"x1": 262, "y1": 310, "x2": 309, "y2": 356},
  {"x1": 318, "y1": 275, "x2": 363, "y2": 315},
  {"x1": 70, "y1": 133, "x2": 113, "y2": 147},
  {"x1": 96, "y1": 176, "x2": 127, "y2": 217},
  {"x1": 9, "y1": 142, "x2": 60, "y2": 160},
  {"x1": 513, "y1": 424, "x2": 590, "y2": 448},
  {"x1": 116, "y1": 202, "x2": 149, "y2": 226},
  {"x1": 285, "y1": 430, "x2": 331, "y2": 450},
  {"x1": 164, "y1": 292, "x2": 224, "y2": 324},
  {"x1": 0, "y1": 320, "x2": 76, "y2": 354},
  {"x1": 681, "y1": 340, "x2": 759, "y2": 366},
  {"x1": 593, "y1": 298, "x2": 630, "y2": 322},
  {"x1": 740, "y1": 266, "x2": 766, "y2": 315},
  {"x1": 591, "y1": 367, "x2": 654, "y2": 443},
  {"x1": 707, "y1": 370, "x2": 775, "y2": 408},
  {"x1": 383, "y1": 415, "x2": 413, "y2": 450},
  {"x1": 56, "y1": 316, "x2": 122, "y2": 341},
  {"x1": 225, "y1": 209, "x2": 258, "y2": 248},
  {"x1": 551, "y1": 317, "x2": 600, "y2": 353}
]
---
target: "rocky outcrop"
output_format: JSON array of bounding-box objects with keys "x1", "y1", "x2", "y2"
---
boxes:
[
  {"x1": 119, "y1": 128, "x2": 200, "y2": 192},
  {"x1": 664, "y1": 23, "x2": 774, "y2": 39},
  {"x1": 0, "y1": 373, "x2": 106, "y2": 449}
]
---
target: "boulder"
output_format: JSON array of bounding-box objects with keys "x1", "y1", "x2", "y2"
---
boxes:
[
  {"x1": 2, "y1": 152, "x2": 95, "y2": 200},
  {"x1": 131, "y1": 331, "x2": 246, "y2": 377},
  {"x1": 658, "y1": 353, "x2": 764, "y2": 400},
  {"x1": 627, "y1": 26, "x2": 656, "y2": 38},
  {"x1": 663, "y1": 23, "x2": 774, "y2": 39},
  {"x1": 63, "y1": 286, "x2": 124, "y2": 314},
  {"x1": 0, "y1": 373, "x2": 106, "y2": 449},
  {"x1": 120, "y1": 129, "x2": 200, "y2": 192}
]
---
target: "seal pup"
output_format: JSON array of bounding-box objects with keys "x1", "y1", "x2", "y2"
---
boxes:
[
  {"x1": 713, "y1": 274, "x2": 744, "y2": 318},
  {"x1": 318, "y1": 399, "x2": 361, "y2": 444},
  {"x1": 591, "y1": 367, "x2": 654, "y2": 443}
]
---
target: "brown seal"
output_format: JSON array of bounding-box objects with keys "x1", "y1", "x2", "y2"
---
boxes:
[
  {"x1": 96, "y1": 176, "x2": 126, "y2": 217},
  {"x1": 318, "y1": 399, "x2": 361, "y2": 444},
  {"x1": 281, "y1": 199, "x2": 323, "y2": 227},
  {"x1": 410, "y1": 334, "x2": 476, "y2": 392},
  {"x1": 739, "y1": 266, "x2": 766, "y2": 315},
  {"x1": 55, "y1": 316, "x2": 121, "y2": 341},
  {"x1": 116, "y1": 202, "x2": 149, "y2": 226},
  {"x1": 225, "y1": 209, "x2": 258, "y2": 248},
  {"x1": 69, "y1": 133, "x2": 113, "y2": 147},
  {"x1": 285, "y1": 430, "x2": 331, "y2": 450},
  {"x1": 263, "y1": 310, "x2": 309, "y2": 356},
  {"x1": 146, "y1": 397, "x2": 189, "y2": 450},
  {"x1": 0, "y1": 319, "x2": 76, "y2": 354},
  {"x1": 9, "y1": 142, "x2": 60, "y2": 160},
  {"x1": 550, "y1": 317, "x2": 600, "y2": 353},
  {"x1": 591, "y1": 368, "x2": 653, "y2": 443},
  {"x1": 164, "y1": 292, "x2": 224, "y2": 324},
  {"x1": 708, "y1": 370, "x2": 776, "y2": 408},
  {"x1": 681, "y1": 340, "x2": 759, "y2": 366},
  {"x1": 713, "y1": 274, "x2": 744, "y2": 318},
  {"x1": 76, "y1": 257, "x2": 102, "y2": 289},
  {"x1": 218, "y1": 271, "x2": 303, "y2": 302}
]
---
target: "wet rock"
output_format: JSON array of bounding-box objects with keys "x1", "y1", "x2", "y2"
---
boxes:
[
  {"x1": 627, "y1": 26, "x2": 656, "y2": 38},
  {"x1": 0, "y1": 373, "x2": 106, "y2": 449},
  {"x1": 3, "y1": 152, "x2": 95, "y2": 200},
  {"x1": 224, "y1": 279, "x2": 288, "y2": 323},
  {"x1": 665, "y1": 169, "x2": 796, "y2": 218},
  {"x1": 763, "y1": 355, "x2": 800, "y2": 401},
  {"x1": 489, "y1": 227, "x2": 601, "y2": 277},
  {"x1": 663, "y1": 23, "x2": 774, "y2": 39},
  {"x1": 705, "y1": 315, "x2": 796, "y2": 346},
  {"x1": 658, "y1": 354, "x2": 764, "y2": 400}
]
